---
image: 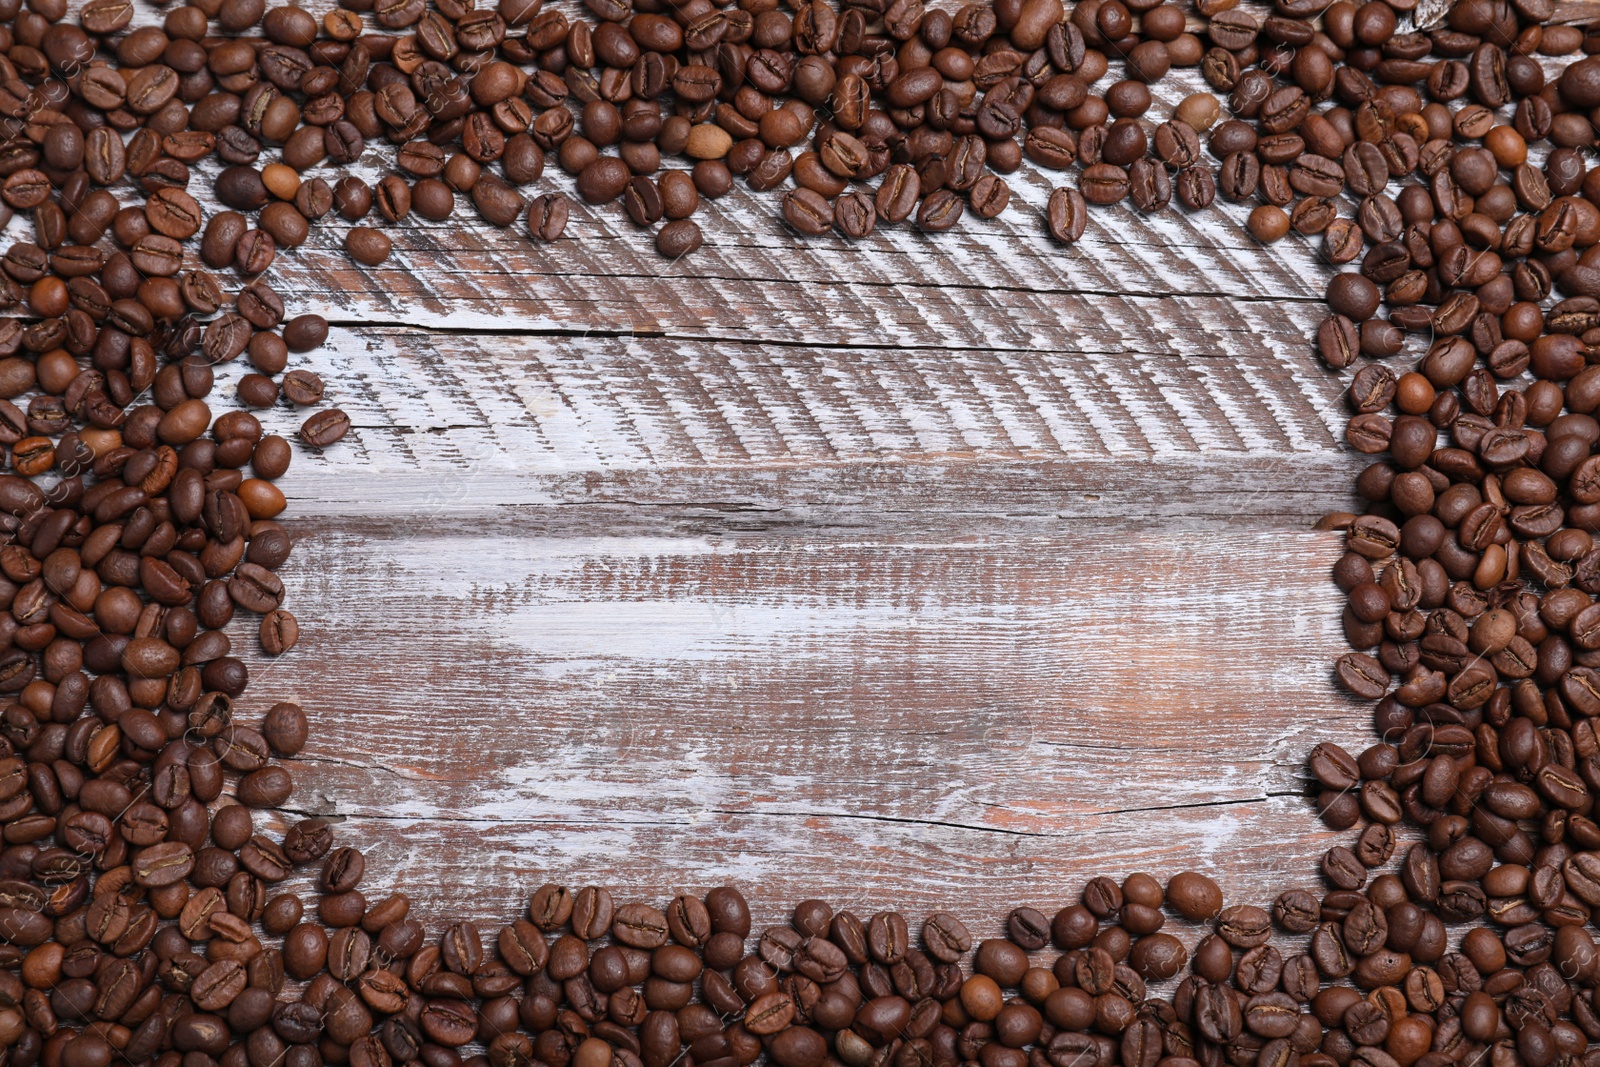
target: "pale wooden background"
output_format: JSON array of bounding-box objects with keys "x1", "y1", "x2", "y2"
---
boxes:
[
  {"x1": 39, "y1": 0, "x2": 1432, "y2": 938},
  {"x1": 235, "y1": 86, "x2": 1373, "y2": 933},
  {"x1": 230, "y1": 69, "x2": 1366, "y2": 933}
]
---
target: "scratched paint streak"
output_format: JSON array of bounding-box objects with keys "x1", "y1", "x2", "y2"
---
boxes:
[{"x1": 285, "y1": 337, "x2": 1347, "y2": 469}]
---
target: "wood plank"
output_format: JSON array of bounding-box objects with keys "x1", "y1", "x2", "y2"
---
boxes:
[
  {"x1": 282, "y1": 454, "x2": 1359, "y2": 525},
  {"x1": 154, "y1": 56, "x2": 1373, "y2": 532},
  {"x1": 252, "y1": 327, "x2": 1360, "y2": 523},
  {"x1": 98, "y1": 51, "x2": 1354, "y2": 362},
  {"x1": 223, "y1": 526, "x2": 1364, "y2": 926}
]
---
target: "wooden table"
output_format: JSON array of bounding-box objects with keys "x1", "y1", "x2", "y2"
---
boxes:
[{"x1": 191, "y1": 50, "x2": 1378, "y2": 937}]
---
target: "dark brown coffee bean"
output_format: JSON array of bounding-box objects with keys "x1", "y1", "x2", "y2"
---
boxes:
[
  {"x1": 1047, "y1": 187, "x2": 1088, "y2": 243},
  {"x1": 875, "y1": 165, "x2": 921, "y2": 224},
  {"x1": 300, "y1": 409, "x2": 352, "y2": 448},
  {"x1": 832, "y1": 191, "x2": 877, "y2": 238},
  {"x1": 656, "y1": 220, "x2": 703, "y2": 257},
  {"x1": 346, "y1": 228, "x2": 393, "y2": 266},
  {"x1": 1080, "y1": 163, "x2": 1130, "y2": 205},
  {"x1": 916, "y1": 189, "x2": 963, "y2": 232},
  {"x1": 577, "y1": 156, "x2": 631, "y2": 203},
  {"x1": 783, "y1": 187, "x2": 834, "y2": 236},
  {"x1": 472, "y1": 175, "x2": 525, "y2": 227},
  {"x1": 624, "y1": 177, "x2": 666, "y2": 227},
  {"x1": 527, "y1": 195, "x2": 571, "y2": 242}
]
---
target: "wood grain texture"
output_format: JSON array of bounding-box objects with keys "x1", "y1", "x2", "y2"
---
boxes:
[
  {"x1": 271, "y1": 327, "x2": 1356, "y2": 523},
  {"x1": 218, "y1": 523, "x2": 1372, "y2": 928}
]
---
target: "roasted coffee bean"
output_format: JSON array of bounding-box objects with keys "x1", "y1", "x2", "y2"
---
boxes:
[
  {"x1": 346, "y1": 228, "x2": 393, "y2": 266},
  {"x1": 284, "y1": 316, "x2": 330, "y2": 352},
  {"x1": 473, "y1": 176, "x2": 525, "y2": 227},
  {"x1": 783, "y1": 188, "x2": 834, "y2": 236},
  {"x1": 282, "y1": 370, "x2": 326, "y2": 407},
  {"x1": 300, "y1": 409, "x2": 352, "y2": 448},
  {"x1": 528, "y1": 195, "x2": 571, "y2": 241},
  {"x1": 1047, "y1": 187, "x2": 1088, "y2": 244},
  {"x1": 657, "y1": 220, "x2": 702, "y2": 257},
  {"x1": 260, "y1": 610, "x2": 299, "y2": 654},
  {"x1": 1080, "y1": 163, "x2": 1130, "y2": 204}
]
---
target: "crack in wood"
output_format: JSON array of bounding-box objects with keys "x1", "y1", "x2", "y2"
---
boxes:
[
  {"x1": 290, "y1": 274, "x2": 1329, "y2": 311},
  {"x1": 293, "y1": 753, "x2": 449, "y2": 782},
  {"x1": 318, "y1": 320, "x2": 1326, "y2": 354},
  {"x1": 258, "y1": 796, "x2": 1313, "y2": 833}
]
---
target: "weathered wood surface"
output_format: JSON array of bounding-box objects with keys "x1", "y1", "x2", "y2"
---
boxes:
[
  {"x1": 281, "y1": 327, "x2": 1355, "y2": 522},
  {"x1": 247, "y1": 522, "x2": 1366, "y2": 934},
  {"x1": 225, "y1": 222, "x2": 1377, "y2": 933},
  {"x1": 60, "y1": 0, "x2": 1445, "y2": 932}
]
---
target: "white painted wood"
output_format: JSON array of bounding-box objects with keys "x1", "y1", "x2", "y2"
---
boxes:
[{"x1": 253, "y1": 327, "x2": 1358, "y2": 520}]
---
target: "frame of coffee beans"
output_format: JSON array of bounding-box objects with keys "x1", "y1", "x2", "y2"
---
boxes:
[{"x1": 0, "y1": 0, "x2": 1594, "y2": 1067}]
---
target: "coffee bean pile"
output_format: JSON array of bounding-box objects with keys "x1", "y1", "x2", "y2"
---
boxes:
[
  {"x1": 1300, "y1": 45, "x2": 1600, "y2": 1067},
  {"x1": 14, "y1": 0, "x2": 1586, "y2": 260},
  {"x1": 2, "y1": 0, "x2": 1600, "y2": 1066},
  {"x1": 1295, "y1": 11, "x2": 1600, "y2": 1067}
]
